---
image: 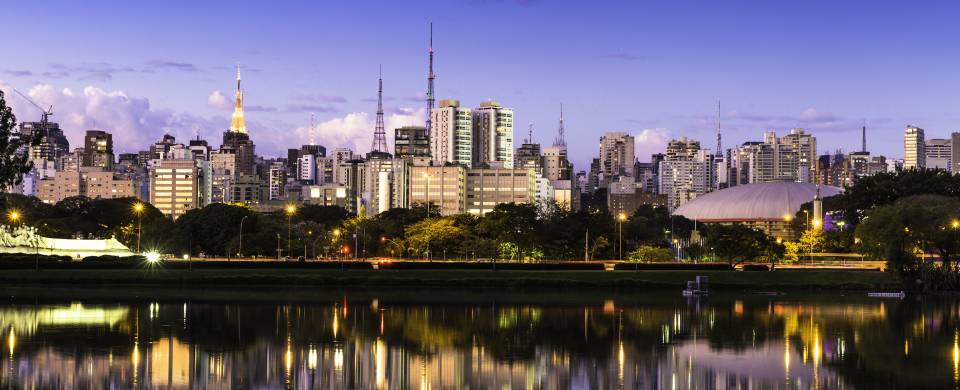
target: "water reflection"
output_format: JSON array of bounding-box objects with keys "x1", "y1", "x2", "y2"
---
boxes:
[{"x1": 0, "y1": 291, "x2": 957, "y2": 389}]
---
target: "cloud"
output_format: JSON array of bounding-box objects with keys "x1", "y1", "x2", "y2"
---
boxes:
[
  {"x1": 2, "y1": 70, "x2": 33, "y2": 77},
  {"x1": 247, "y1": 105, "x2": 278, "y2": 112},
  {"x1": 2, "y1": 81, "x2": 227, "y2": 154},
  {"x1": 723, "y1": 107, "x2": 849, "y2": 133},
  {"x1": 258, "y1": 109, "x2": 427, "y2": 155},
  {"x1": 144, "y1": 60, "x2": 200, "y2": 72},
  {"x1": 603, "y1": 52, "x2": 643, "y2": 61},
  {"x1": 634, "y1": 128, "x2": 672, "y2": 160},
  {"x1": 285, "y1": 104, "x2": 338, "y2": 113},
  {"x1": 292, "y1": 93, "x2": 348, "y2": 104},
  {"x1": 44, "y1": 62, "x2": 137, "y2": 81},
  {"x1": 207, "y1": 90, "x2": 233, "y2": 110}
]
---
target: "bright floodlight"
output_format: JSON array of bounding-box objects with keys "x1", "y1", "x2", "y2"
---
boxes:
[
  {"x1": 285, "y1": 204, "x2": 297, "y2": 215},
  {"x1": 144, "y1": 252, "x2": 161, "y2": 263},
  {"x1": 133, "y1": 203, "x2": 144, "y2": 213},
  {"x1": 7, "y1": 210, "x2": 20, "y2": 222}
]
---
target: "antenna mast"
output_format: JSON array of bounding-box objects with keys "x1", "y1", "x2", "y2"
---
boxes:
[
  {"x1": 371, "y1": 65, "x2": 388, "y2": 153},
  {"x1": 861, "y1": 120, "x2": 867, "y2": 153},
  {"x1": 425, "y1": 22, "x2": 435, "y2": 136},
  {"x1": 554, "y1": 103, "x2": 566, "y2": 147},
  {"x1": 309, "y1": 113, "x2": 316, "y2": 145},
  {"x1": 716, "y1": 100, "x2": 722, "y2": 157}
]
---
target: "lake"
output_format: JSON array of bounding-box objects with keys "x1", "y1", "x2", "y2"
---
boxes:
[{"x1": 0, "y1": 286, "x2": 954, "y2": 389}]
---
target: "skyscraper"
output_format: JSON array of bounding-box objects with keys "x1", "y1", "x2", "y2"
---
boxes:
[
  {"x1": 472, "y1": 101, "x2": 514, "y2": 169},
  {"x1": 221, "y1": 66, "x2": 256, "y2": 176},
  {"x1": 395, "y1": 126, "x2": 431, "y2": 160},
  {"x1": 430, "y1": 99, "x2": 472, "y2": 167},
  {"x1": 779, "y1": 128, "x2": 816, "y2": 182},
  {"x1": 924, "y1": 138, "x2": 952, "y2": 171},
  {"x1": 952, "y1": 132, "x2": 960, "y2": 174},
  {"x1": 82, "y1": 130, "x2": 113, "y2": 170},
  {"x1": 599, "y1": 132, "x2": 636, "y2": 178},
  {"x1": 658, "y1": 138, "x2": 711, "y2": 211},
  {"x1": 904, "y1": 125, "x2": 925, "y2": 170},
  {"x1": 20, "y1": 121, "x2": 69, "y2": 170}
]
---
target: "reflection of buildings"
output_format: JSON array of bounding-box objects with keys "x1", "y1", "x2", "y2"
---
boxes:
[{"x1": 0, "y1": 297, "x2": 932, "y2": 389}]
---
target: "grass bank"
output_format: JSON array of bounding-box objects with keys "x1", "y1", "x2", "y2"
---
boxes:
[{"x1": 0, "y1": 268, "x2": 900, "y2": 291}]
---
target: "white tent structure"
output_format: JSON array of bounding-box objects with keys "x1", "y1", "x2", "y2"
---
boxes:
[{"x1": 0, "y1": 226, "x2": 134, "y2": 259}]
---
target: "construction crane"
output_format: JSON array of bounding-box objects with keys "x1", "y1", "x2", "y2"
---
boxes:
[{"x1": 12, "y1": 88, "x2": 53, "y2": 125}]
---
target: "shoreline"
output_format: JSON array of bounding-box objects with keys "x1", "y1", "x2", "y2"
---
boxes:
[{"x1": 0, "y1": 268, "x2": 900, "y2": 291}]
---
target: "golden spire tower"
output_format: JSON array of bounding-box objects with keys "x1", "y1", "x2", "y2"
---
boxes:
[{"x1": 229, "y1": 64, "x2": 247, "y2": 133}]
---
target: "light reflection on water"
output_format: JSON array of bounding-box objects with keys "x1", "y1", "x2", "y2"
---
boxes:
[{"x1": 0, "y1": 290, "x2": 956, "y2": 389}]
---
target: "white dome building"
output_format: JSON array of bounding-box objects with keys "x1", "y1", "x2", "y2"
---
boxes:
[{"x1": 673, "y1": 182, "x2": 842, "y2": 239}]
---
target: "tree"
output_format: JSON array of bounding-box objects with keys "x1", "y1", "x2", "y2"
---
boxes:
[
  {"x1": 705, "y1": 224, "x2": 772, "y2": 266},
  {"x1": 0, "y1": 90, "x2": 38, "y2": 193},
  {"x1": 627, "y1": 245, "x2": 674, "y2": 262},
  {"x1": 404, "y1": 217, "x2": 467, "y2": 259},
  {"x1": 477, "y1": 203, "x2": 540, "y2": 260},
  {"x1": 857, "y1": 194, "x2": 960, "y2": 273}
]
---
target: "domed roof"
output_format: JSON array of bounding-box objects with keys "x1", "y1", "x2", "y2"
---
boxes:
[{"x1": 673, "y1": 182, "x2": 842, "y2": 221}]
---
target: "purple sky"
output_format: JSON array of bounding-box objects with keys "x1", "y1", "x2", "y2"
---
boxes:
[{"x1": 3, "y1": 1, "x2": 960, "y2": 170}]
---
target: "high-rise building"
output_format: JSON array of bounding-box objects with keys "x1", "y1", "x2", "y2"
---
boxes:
[
  {"x1": 394, "y1": 126, "x2": 431, "y2": 161},
  {"x1": 409, "y1": 165, "x2": 466, "y2": 216},
  {"x1": 465, "y1": 167, "x2": 535, "y2": 215},
  {"x1": 780, "y1": 128, "x2": 816, "y2": 182},
  {"x1": 188, "y1": 138, "x2": 210, "y2": 161},
  {"x1": 472, "y1": 101, "x2": 514, "y2": 169},
  {"x1": 952, "y1": 132, "x2": 960, "y2": 174},
  {"x1": 659, "y1": 139, "x2": 711, "y2": 211},
  {"x1": 599, "y1": 132, "x2": 636, "y2": 179},
  {"x1": 514, "y1": 141, "x2": 542, "y2": 174},
  {"x1": 209, "y1": 149, "x2": 237, "y2": 203},
  {"x1": 221, "y1": 66, "x2": 256, "y2": 176},
  {"x1": 268, "y1": 161, "x2": 286, "y2": 200},
  {"x1": 904, "y1": 125, "x2": 925, "y2": 170},
  {"x1": 925, "y1": 138, "x2": 952, "y2": 171},
  {"x1": 149, "y1": 159, "x2": 209, "y2": 219},
  {"x1": 20, "y1": 121, "x2": 69, "y2": 168},
  {"x1": 82, "y1": 130, "x2": 113, "y2": 170},
  {"x1": 430, "y1": 99, "x2": 473, "y2": 167}
]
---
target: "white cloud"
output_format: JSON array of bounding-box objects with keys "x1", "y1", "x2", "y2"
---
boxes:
[
  {"x1": 269, "y1": 109, "x2": 426, "y2": 155},
  {"x1": 1, "y1": 81, "x2": 427, "y2": 158},
  {"x1": 2, "y1": 81, "x2": 225, "y2": 154},
  {"x1": 207, "y1": 90, "x2": 232, "y2": 110},
  {"x1": 634, "y1": 128, "x2": 672, "y2": 161}
]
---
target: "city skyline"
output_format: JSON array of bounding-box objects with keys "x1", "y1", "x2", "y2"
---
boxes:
[{"x1": 4, "y1": 2, "x2": 960, "y2": 170}]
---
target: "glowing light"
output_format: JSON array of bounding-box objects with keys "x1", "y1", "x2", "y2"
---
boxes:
[
  {"x1": 812, "y1": 219, "x2": 823, "y2": 229},
  {"x1": 7, "y1": 210, "x2": 20, "y2": 223},
  {"x1": 144, "y1": 252, "x2": 161, "y2": 263},
  {"x1": 783, "y1": 214, "x2": 793, "y2": 222},
  {"x1": 617, "y1": 213, "x2": 627, "y2": 222},
  {"x1": 334, "y1": 346, "x2": 344, "y2": 370},
  {"x1": 284, "y1": 204, "x2": 297, "y2": 215},
  {"x1": 284, "y1": 346, "x2": 293, "y2": 372},
  {"x1": 6, "y1": 328, "x2": 14, "y2": 356},
  {"x1": 308, "y1": 346, "x2": 318, "y2": 370},
  {"x1": 182, "y1": 254, "x2": 189, "y2": 260},
  {"x1": 954, "y1": 330, "x2": 959, "y2": 382},
  {"x1": 953, "y1": 220, "x2": 960, "y2": 229},
  {"x1": 132, "y1": 203, "x2": 144, "y2": 213}
]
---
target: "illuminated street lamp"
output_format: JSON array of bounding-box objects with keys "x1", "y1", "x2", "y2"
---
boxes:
[
  {"x1": 616, "y1": 212, "x2": 627, "y2": 261},
  {"x1": 132, "y1": 203, "x2": 144, "y2": 253},
  {"x1": 284, "y1": 204, "x2": 297, "y2": 258},
  {"x1": 7, "y1": 210, "x2": 20, "y2": 225}
]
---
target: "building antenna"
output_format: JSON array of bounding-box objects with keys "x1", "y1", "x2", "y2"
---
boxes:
[
  {"x1": 425, "y1": 22, "x2": 435, "y2": 136},
  {"x1": 861, "y1": 119, "x2": 867, "y2": 153},
  {"x1": 716, "y1": 99, "x2": 722, "y2": 156},
  {"x1": 309, "y1": 113, "x2": 315, "y2": 145},
  {"x1": 554, "y1": 103, "x2": 566, "y2": 147},
  {"x1": 527, "y1": 123, "x2": 534, "y2": 144},
  {"x1": 371, "y1": 65, "x2": 388, "y2": 153}
]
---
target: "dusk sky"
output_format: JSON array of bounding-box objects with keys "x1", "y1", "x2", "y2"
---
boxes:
[{"x1": 3, "y1": 1, "x2": 960, "y2": 169}]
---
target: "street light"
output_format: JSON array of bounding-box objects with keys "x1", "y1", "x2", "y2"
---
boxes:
[
  {"x1": 238, "y1": 215, "x2": 248, "y2": 258},
  {"x1": 132, "y1": 203, "x2": 144, "y2": 253},
  {"x1": 285, "y1": 204, "x2": 297, "y2": 259},
  {"x1": 617, "y1": 212, "x2": 627, "y2": 261},
  {"x1": 7, "y1": 210, "x2": 20, "y2": 225},
  {"x1": 332, "y1": 228, "x2": 342, "y2": 259}
]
